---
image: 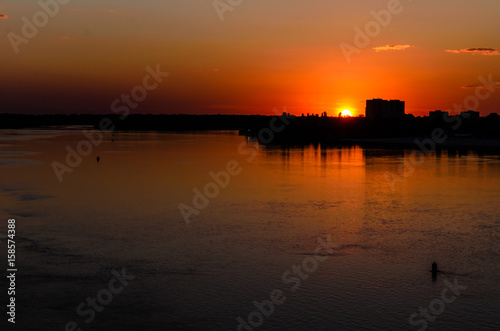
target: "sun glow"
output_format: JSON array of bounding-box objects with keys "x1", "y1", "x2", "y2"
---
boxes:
[{"x1": 340, "y1": 109, "x2": 352, "y2": 117}]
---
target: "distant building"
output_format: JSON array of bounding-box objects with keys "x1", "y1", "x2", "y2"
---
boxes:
[
  {"x1": 429, "y1": 110, "x2": 449, "y2": 119},
  {"x1": 460, "y1": 110, "x2": 480, "y2": 119},
  {"x1": 280, "y1": 112, "x2": 296, "y2": 119},
  {"x1": 365, "y1": 99, "x2": 405, "y2": 119}
]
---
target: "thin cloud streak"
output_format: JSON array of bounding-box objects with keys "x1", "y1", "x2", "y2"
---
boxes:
[
  {"x1": 462, "y1": 82, "x2": 500, "y2": 89},
  {"x1": 446, "y1": 48, "x2": 500, "y2": 56},
  {"x1": 373, "y1": 44, "x2": 413, "y2": 52}
]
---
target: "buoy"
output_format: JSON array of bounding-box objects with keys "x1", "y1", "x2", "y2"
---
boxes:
[{"x1": 431, "y1": 262, "x2": 439, "y2": 282}]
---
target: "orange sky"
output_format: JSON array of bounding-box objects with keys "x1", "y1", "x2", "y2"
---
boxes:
[{"x1": 1, "y1": 1, "x2": 499, "y2": 116}]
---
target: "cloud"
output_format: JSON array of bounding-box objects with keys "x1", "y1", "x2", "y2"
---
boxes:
[
  {"x1": 0, "y1": 13, "x2": 8, "y2": 19},
  {"x1": 462, "y1": 82, "x2": 500, "y2": 89},
  {"x1": 445, "y1": 48, "x2": 500, "y2": 56},
  {"x1": 373, "y1": 44, "x2": 413, "y2": 52}
]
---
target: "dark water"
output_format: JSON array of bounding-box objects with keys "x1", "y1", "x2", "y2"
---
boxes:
[{"x1": 1, "y1": 130, "x2": 500, "y2": 330}]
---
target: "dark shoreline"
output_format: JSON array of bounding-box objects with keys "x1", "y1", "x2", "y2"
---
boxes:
[
  {"x1": 1, "y1": 113, "x2": 500, "y2": 151},
  {"x1": 0, "y1": 114, "x2": 273, "y2": 131}
]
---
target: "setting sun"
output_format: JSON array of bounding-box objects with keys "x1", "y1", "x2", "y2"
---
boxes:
[{"x1": 340, "y1": 109, "x2": 352, "y2": 117}]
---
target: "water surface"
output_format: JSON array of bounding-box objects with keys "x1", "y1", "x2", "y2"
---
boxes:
[{"x1": 1, "y1": 130, "x2": 499, "y2": 330}]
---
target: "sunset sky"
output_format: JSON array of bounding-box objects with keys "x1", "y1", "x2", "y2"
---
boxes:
[{"x1": 1, "y1": 0, "x2": 499, "y2": 116}]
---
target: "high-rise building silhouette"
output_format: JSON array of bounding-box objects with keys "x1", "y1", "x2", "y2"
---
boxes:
[{"x1": 365, "y1": 99, "x2": 405, "y2": 119}]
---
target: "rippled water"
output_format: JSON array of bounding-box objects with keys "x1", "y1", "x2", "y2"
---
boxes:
[{"x1": 1, "y1": 130, "x2": 499, "y2": 330}]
